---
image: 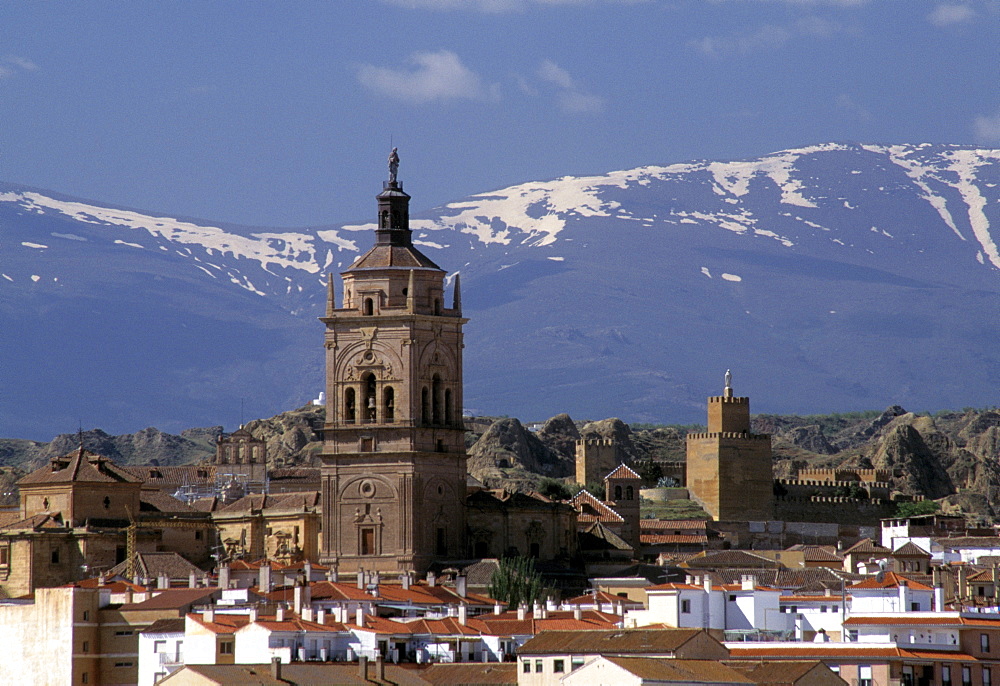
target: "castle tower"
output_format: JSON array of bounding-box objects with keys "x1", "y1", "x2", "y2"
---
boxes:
[
  {"x1": 318, "y1": 153, "x2": 467, "y2": 577},
  {"x1": 685, "y1": 372, "x2": 774, "y2": 521},
  {"x1": 575, "y1": 439, "x2": 616, "y2": 487}
]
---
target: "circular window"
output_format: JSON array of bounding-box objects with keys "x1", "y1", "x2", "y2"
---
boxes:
[
  {"x1": 361, "y1": 480, "x2": 376, "y2": 497},
  {"x1": 363, "y1": 351, "x2": 374, "y2": 362}
]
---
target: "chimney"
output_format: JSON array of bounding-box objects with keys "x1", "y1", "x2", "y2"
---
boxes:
[
  {"x1": 427, "y1": 571, "x2": 436, "y2": 588},
  {"x1": 189, "y1": 571, "x2": 197, "y2": 588},
  {"x1": 326, "y1": 568, "x2": 335, "y2": 582},
  {"x1": 249, "y1": 606, "x2": 258, "y2": 623},
  {"x1": 276, "y1": 605, "x2": 285, "y2": 622},
  {"x1": 703, "y1": 575, "x2": 713, "y2": 593},
  {"x1": 494, "y1": 602, "x2": 503, "y2": 615},
  {"x1": 259, "y1": 564, "x2": 273, "y2": 593},
  {"x1": 359, "y1": 655, "x2": 368, "y2": 680},
  {"x1": 157, "y1": 575, "x2": 168, "y2": 590},
  {"x1": 294, "y1": 585, "x2": 304, "y2": 615},
  {"x1": 302, "y1": 606, "x2": 314, "y2": 623},
  {"x1": 332, "y1": 568, "x2": 339, "y2": 583},
  {"x1": 271, "y1": 657, "x2": 282, "y2": 681},
  {"x1": 899, "y1": 579, "x2": 911, "y2": 611},
  {"x1": 356, "y1": 607, "x2": 365, "y2": 627},
  {"x1": 402, "y1": 572, "x2": 411, "y2": 591},
  {"x1": 517, "y1": 605, "x2": 526, "y2": 621},
  {"x1": 316, "y1": 609, "x2": 326, "y2": 625},
  {"x1": 741, "y1": 574, "x2": 754, "y2": 591},
  {"x1": 203, "y1": 609, "x2": 214, "y2": 624},
  {"x1": 685, "y1": 575, "x2": 694, "y2": 586},
  {"x1": 357, "y1": 569, "x2": 365, "y2": 590},
  {"x1": 573, "y1": 606, "x2": 582, "y2": 621},
  {"x1": 375, "y1": 654, "x2": 385, "y2": 681},
  {"x1": 304, "y1": 562, "x2": 312, "y2": 581},
  {"x1": 456, "y1": 575, "x2": 467, "y2": 598},
  {"x1": 458, "y1": 603, "x2": 468, "y2": 625},
  {"x1": 533, "y1": 603, "x2": 542, "y2": 619},
  {"x1": 218, "y1": 565, "x2": 231, "y2": 591}
]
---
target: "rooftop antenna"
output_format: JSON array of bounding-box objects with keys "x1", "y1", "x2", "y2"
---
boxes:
[{"x1": 240, "y1": 397, "x2": 245, "y2": 429}]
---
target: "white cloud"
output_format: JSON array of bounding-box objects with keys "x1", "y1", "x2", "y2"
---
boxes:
[
  {"x1": 0, "y1": 55, "x2": 38, "y2": 79},
  {"x1": 973, "y1": 108, "x2": 1000, "y2": 145},
  {"x1": 356, "y1": 50, "x2": 492, "y2": 104},
  {"x1": 534, "y1": 59, "x2": 604, "y2": 114},
  {"x1": 691, "y1": 16, "x2": 844, "y2": 57},
  {"x1": 928, "y1": 3, "x2": 975, "y2": 26},
  {"x1": 538, "y1": 60, "x2": 575, "y2": 90}
]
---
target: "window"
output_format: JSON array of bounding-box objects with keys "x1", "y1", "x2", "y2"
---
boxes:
[
  {"x1": 553, "y1": 659, "x2": 564, "y2": 673},
  {"x1": 82, "y1": 641, "x2": 89, "y2": 653},
  {"x1": 902, "y1": 665, "x2": 913, "y2": 686},
  {"x1": 963, "y1": 665, "x2": 972, "y2": 686},
  {"x1": 942, "y1": 665, "x2": 951, "y2": 686},
  {"x1": 522, "y1": 661, "x2": 530, "y2": 674},
  {"x1": 681, "y1": 599, "x2": 691, "y2": 613},
  {"x1": 729, "y1": 595, "x2": 737, "y2": 602},
  {"x1": 82, "y1": 674, "x2": 88, "y2": 684},
  {"x1": 615, "y1": 485, "x2": 623, "y2": 500},
  {"x1": 0, "y1": 545, "x2": 8, "y2": 565},
  {"x1": 626, "y1": 486, "x2": 634, "y2": 500},
  {"x1": 444, "y1": 388, "x2": 452, "y2": 425},
  {"x1": 51, "y1": 549, "x2": 60, "y2": 564},
  {"x1": 986, "y1": 667, "x2": 993, "y2": 686},
  {"x1": 82, "y1": 611, "x2": 89, "y2": 622},
  {"x1": 103, "y1": 496, "x2": 110, "y2": 509},
  {"x1": 571, "y1": 658, "x2": 584, "y2": 671},
  {"x1": 911, "y1": 601, "x2": 920, "y2": 611},
  {"x1": 361, "y1": 528, "x2": 375, "y2": 556},
  {"x1": 114, "y1": 662, "x2": 133, "y2": 668},
  {"x1": 220, "y1": 641, "x2": 234, "y2": 655},
  {"x1": 984, "y1": 634, "x2": 991, "y2": 653},
  {"x1": 432, "y1": 375, "x2": 442, "y2": 424},
  {"x1": 363, "y1": 298, "x2": 374, "y2": 315},
  {"x1": 153, "y1": 640, "x2": 166, "y2": 653},
  {"x1": 534, "y1": 660, "x2": 543, "y2": 673},
  {"x1": 820, "y1": 605, "x2": 827, "y2": 613},
  {"x1": 421, "y1": 387, "x2": 429, "y2": 424},
  {"x1": 195, "y1": 531, "x2": 202, "y2": 540},
  {"x1": 115, "y1": 630, "x2": 133, "y2": 636},
  {"x1": 859, "y1": 665, "x2": 872, "y2": 686}
]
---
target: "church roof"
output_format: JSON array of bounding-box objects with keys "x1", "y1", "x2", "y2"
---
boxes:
[
  {"x1": 348, "y1": 244, "x2": 441, "y2": 271},
  {"x1": 106, "y1": 551, "x2": 205, "y2": 581},
  {"x1": 604, "y1": 464, "x2": 642, "y2": 481},
  {"x1": 19, "y1": 448, "x2": 142, "y2": 486},
  {"x1": 571, "y1": 490, "x2": 624, "y2": 524}
]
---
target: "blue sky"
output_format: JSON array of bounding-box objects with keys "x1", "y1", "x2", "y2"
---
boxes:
[{"x1": 1, "y1": 0, "x2": 997, "y2": 228}]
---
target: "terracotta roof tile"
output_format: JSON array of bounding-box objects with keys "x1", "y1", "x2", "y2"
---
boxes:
[
  {"x1": 848, "y1": 571, "x2": 932, "y2": 591},
  {"x1": 19, "y1": 449, "x2": 142, "y2": 485},
  {"x1": 518, "y1": 628, "x2": 704, "y2": 655},
  {"x1": 604, "y1": 464, "x2": 642, "y2": 481},
  {"x1": 602, "y1": 657, "x2": 753, "y2": 684},
  {"x1": 571, "y1": 490, "x2": 624, "y2": 524}
]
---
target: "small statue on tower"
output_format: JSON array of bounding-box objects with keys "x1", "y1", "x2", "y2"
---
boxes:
[
  {"x1": 724, "y1": 369, "x2": 732, "y2": 390},
  {"x1": 388, "y1": 147, "x2": 400, "y2": 184}
]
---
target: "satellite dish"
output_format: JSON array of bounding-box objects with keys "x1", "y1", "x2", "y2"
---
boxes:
[{"x1": 875, "y1": 571, "x2": 886, "y2": 584}]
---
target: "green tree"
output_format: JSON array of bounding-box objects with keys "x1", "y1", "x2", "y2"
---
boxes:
[
  {"x1": 895, "y1": 500, "x2": 940, "y2": 518},
  {"x1": 488, "y1": 556, "x2": 545, "y2": 609},
  {"x1": 537, "y1": 477, "x2": 573, "y2": 501}
]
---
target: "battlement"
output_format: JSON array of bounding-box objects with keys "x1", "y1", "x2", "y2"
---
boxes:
[
  {"x1": 687, "y1": 432, "x2": 771, "y2": 441},
  {"x1": 796, "y1": 467, "x2": 892, "y2": 483},
  {"x1": 708, "y1": 396, "x2": 749, "y2": 405},
  {"x1": 775, "y1": 495, "x2": 888, "y2": 505},
  {"x1": 776, "y1": 477, "x2": 892, "y2": 490},
  {"x1": 576, "y1": 439, "x2": 614, "y2": 447}
]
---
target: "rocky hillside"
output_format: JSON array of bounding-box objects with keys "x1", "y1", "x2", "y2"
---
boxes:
[{"x1": 3, "y1": 403, "x2": 999, "y2": 518}]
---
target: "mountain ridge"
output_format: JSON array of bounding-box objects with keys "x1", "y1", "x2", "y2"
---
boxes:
[{"x1": 2, "y1": 142, "x2": 999, "y2": 440}]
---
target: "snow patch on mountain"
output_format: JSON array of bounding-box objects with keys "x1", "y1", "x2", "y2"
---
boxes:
[{"x1": 1, "y1": 191, "x2": 325, "y2": 274}]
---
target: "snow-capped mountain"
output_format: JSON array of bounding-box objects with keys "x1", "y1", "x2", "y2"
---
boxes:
[{"x1": 2, "y1": 142, "x2": 999, "y2": 441}]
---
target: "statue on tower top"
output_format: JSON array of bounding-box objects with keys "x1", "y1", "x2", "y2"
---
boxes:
[
  {"x1": 724, "y1": 369, "x2": 732, "y2": 390},
  {"x1": 388, "y1": 147, "x2": 400, "y2": 184}
]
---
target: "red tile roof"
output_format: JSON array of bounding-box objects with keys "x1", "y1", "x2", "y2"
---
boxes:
[
  {"x1": 848, "y1": 572, "x2": 932, "y2": 591},
  {"x1": 605, "y1": 464, "x2": 642, "y2": 481},
  {"x1": 572, "y1": 490, "x2": 624, "y2": 524}
]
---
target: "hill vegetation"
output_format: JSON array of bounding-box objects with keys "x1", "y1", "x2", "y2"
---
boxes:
[{"x1": 2, "y1": 403, "x2": 999, "y2": 519}]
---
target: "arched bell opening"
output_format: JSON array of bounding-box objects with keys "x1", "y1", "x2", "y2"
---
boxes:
[
  {"x1": 363, "y1": 373, "x2": 377, "y2": 423},
  {"x1": 384, "y1": 386, "x2": 395, "y2": 423},
  {"x1": 432, "y1": 374, "x2": 442, "y2": 425},
  {"x1": 344, "y1": 388, "x2": 356, "y2": 424}
]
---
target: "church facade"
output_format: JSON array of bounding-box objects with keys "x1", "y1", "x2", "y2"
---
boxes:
[{"x1": 318, "y1": 161, "x2": 468, "y2": 577}]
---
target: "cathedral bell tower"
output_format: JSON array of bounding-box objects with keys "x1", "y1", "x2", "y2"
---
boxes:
[{"x1": 318, "y1": 151, "x2": 467, "y2": 577}]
